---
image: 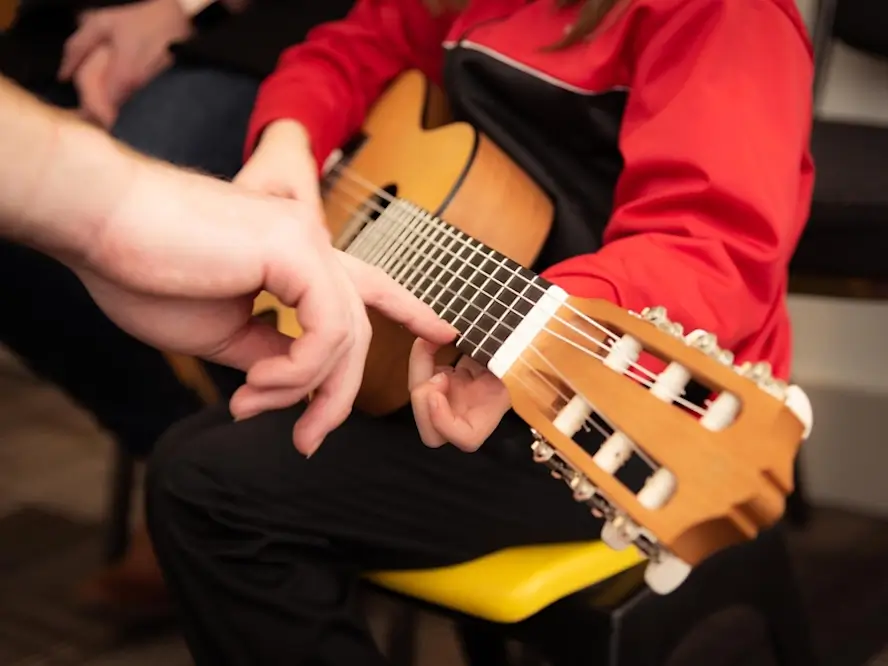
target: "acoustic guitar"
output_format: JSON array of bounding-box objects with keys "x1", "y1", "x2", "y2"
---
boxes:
[{"x1": 252, "y1": 70, "x2": 813, "y2": 595}]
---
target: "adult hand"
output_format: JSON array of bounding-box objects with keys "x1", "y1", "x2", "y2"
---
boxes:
[
  {"x1": 75, "y1": 163, "x2": 456, "y2": 455},
  {"x1": 408, "y1": 340, "x2": 511, "y2": 452},
  {"x1": 58, "y1": 0, "x2": 192, "y2": 127}
]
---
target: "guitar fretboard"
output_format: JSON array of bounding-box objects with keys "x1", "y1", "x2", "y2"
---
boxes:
[{"x1": 345, "y1": 198, "x2": 552, "y2": 365}]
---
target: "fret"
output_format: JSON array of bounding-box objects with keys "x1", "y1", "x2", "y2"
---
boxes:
[{"x1": 345, "y1": 198, "x2": 553, "y2": 363}]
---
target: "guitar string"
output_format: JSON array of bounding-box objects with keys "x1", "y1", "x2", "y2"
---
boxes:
[
  {"x1": 325, "y1": 169, "x2": 683, "y2": 390},
  {"x1": 323, "y1": 187, "x2": 707, "y2": 419},
  {"x1": 326, "y1": 181, "x2": 694, "y2": 412},
  {"x1": 326, "y1": 161, "x2": 665, "y2": 358},
  {"x1": 323, "y1": 194, "x2": 673, "y2": 470},
  {"x1": 326, "y1": 164, "x2": 675, "y2": 389}
]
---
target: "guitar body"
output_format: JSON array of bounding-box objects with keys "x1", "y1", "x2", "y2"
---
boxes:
[{"x1": 255, "y1": 71, "x2": 554, "y2": 416}]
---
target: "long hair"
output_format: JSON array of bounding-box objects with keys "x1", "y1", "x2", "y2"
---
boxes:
[{"x1": 425, "y1": 0, "x2": 624, "y2": 48}]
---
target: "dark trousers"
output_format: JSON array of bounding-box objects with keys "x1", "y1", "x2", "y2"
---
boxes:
[{"x1": 146, "y1": 401, "x2": 608, "y2": 665}]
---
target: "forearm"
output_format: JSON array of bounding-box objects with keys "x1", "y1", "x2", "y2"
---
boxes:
[
  {"x1": 0, "y1": 75, "x2": 136, "y2": 262},
  {"x1": 176, "y1": 0, "x2": 250, "y2": 17}
]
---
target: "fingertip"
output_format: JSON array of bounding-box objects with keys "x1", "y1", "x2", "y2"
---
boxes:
[{"x1": 292, "y1": 424, "x2": 322, "y2": 458}]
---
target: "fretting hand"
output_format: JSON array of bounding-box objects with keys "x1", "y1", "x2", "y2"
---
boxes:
[{"x1": 408, "y1": 339, "x2": 511, "y2": 452}]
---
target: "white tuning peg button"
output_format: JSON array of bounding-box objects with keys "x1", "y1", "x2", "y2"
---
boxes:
[
  {"x1": 601, "y1": 521, "x2": 632, "y2": 551},
  {"x1": 785, "y1": 385, "x2": 813, "y2": 439},
  {"x1": 644, "y1": 553, "x2": 692, "y2": 595}
]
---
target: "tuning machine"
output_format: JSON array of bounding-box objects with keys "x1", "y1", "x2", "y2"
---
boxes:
[
  {"x1": 529, "y1": 430, "x2": 692, "y2": 595},
  {"x1": 639, "y1": 306, "x2": 684, "y2": 338}
]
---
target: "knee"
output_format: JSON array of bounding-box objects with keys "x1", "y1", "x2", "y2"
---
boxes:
[
  {"x1": 112, "y1": 66, "x2": 260, "y2": 177},
  {"x1": 145, "y1": 404, "x2": 232, "y2": 539}
]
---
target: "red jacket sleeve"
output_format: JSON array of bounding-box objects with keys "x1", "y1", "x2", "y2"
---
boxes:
[
  {"x1": 244, "y1": 0, "x2": 457, "y2": 169},
  {"x1": 541, "y1": 0, "x2": 814, "y2": 364}
]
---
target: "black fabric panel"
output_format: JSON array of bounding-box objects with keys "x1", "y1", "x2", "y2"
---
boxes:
[
  {"x1": 443, "y1": 45, "x2": 626, "y2": 273},
  {"x1": 792, "y1": 120, "x2": 888, "y2": 280},
  {"x1": 833, "y1": 0, "x2": 888, "y2": 59}
]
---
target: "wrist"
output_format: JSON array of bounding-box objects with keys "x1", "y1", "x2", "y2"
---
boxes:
[{"x1": 260, "y1": 119, "x2": 312, "y2": 150}]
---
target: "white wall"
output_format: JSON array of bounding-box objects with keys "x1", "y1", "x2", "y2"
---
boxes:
[{"x1": 790, "y1": 0, "x2": 888, "y2": 514}]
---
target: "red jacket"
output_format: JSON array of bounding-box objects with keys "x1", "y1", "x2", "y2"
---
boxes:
[{"x1": 246, "y1": 0, "x2": 814, "y2": 379}]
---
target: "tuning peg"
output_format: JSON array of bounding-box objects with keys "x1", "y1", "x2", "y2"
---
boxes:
[
  {"x1": 640, "y1": 305, "x2": 668, "y2": 322},
  {"x1": 785, "y1": 384, "x2": 813, "y2": 439},
  {"x1": 568, "y1": 474, "x2": 596, "y2": 502},
  {"x1": 716, "y1": 349, "x2": 735, "y2": 366},
  {"x1": 530, "y1": 432, "x2": 555, "y2": 463},
  {"x1": 644, "y1": 552, "x2": 692, "y2": 594},
  {"x1": 601, "y1": 514, "x2": 638, "y2": 551},
  {"x1": 641, "y1": 306, "x2": 684, "y2": 337},
  {"x1": 685, "y1": 329, "x2": 718, "y2": 353}
]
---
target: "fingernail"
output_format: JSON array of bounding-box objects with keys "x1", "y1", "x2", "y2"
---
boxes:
[{"x1": 429, "y1": 373, "x2": 446, "y2": 385}]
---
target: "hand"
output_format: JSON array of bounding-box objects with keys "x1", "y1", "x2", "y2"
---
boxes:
[
  {"x1": 72, "y1": 45, "x2": 118, "y2": 127},
  {"x1": 58, "y1": 0, "x2": 192, "y2": 125},
  {"x1": 74, "y1": 163, "x2": 456, "y2": 454},
  {"x1": 235, "y1": 120, "x2": 324, "y2": 217},
  {"x1": 408, "y1": 340, "x2": 511, "y2": 452}
]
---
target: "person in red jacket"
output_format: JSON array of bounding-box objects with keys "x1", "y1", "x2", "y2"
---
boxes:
[{"x1": 145, "y1": 0, "x2": 815, "y2": 663}]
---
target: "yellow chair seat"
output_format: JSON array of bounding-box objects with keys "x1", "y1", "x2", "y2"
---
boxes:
[{"x1": 367, "y1": 541, "x2": 644, "y2": 624}]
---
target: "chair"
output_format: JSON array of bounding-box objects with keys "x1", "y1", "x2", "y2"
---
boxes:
[
  {"x1": 103, "y1": 352, "x2": 218, "y2": 563},
  {"x1": 367, "y1": 524, "x2": 814, "y2": 666}
]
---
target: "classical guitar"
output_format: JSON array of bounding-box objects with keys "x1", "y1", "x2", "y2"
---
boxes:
[{"x1": 252, "y1": 71, "x2": 813, "y2": 595}]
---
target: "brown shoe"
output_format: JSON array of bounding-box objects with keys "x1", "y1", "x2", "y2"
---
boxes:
[{"x1": 76, "y1": 524, "x2": 172, "y2": 622}]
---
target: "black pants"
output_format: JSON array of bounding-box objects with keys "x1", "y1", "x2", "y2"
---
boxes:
[
  {"x1": 0, "y1": 240, "x2": 205, "y2": 456},
  {"x1": 146, "y1": 401, "x2": 607, "y2": 665}
]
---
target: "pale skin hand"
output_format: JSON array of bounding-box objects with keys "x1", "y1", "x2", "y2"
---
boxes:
[
  {"x1": 408, "y1": 340, "x2": 512, "y2": 452},
  {"x1": 79, "y1": 172, "x2": 457, "y2": 455},
  {"x1": 58, "y1": 0, "x2": 192, "y2": 128},
  {"x1": 0, "y1": 75, "x2": 456, "y2": 454}
]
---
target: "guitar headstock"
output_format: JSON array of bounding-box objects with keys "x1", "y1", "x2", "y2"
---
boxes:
[{"x1": 498, "y1": 293, "x2": 812, "y2": 595}]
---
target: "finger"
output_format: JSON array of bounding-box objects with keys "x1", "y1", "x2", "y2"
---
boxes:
[
  {"x1": 426, "y1": 391, "x2": 493, "y2": 452},
  {"x1": 289, "y1": 272, "x2": 374, "y2": 453},
  {"x1": 339, "y1": 253, "x2": 457, "y2": 345},
  {"x1": 229, "y1": 383, "x2": 307, "y2": 421},
  {"x1": 410, "y1": 373, "x2": 450, "y2": 448},
  {"x1": 408, "y1": 338, "x2": 441, "y2": 391},
  {"x1": 59, "y1": 23, "x2": 107, "y2": 80},
  {"x1": 204, "y1": 317, "x2": 293, "y2": 373},
  {"x1": 455, "y1": 353, "x2": 490, "y2": 379},
  {"x1": 290, "y1": 326, "x2": 368, "y2": 455},
  {"x1": 75, "y1": 50, "x2": 119, "y2": 128}
]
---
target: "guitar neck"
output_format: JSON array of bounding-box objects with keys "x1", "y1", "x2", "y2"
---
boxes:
[{"x1": 343, "y1": 197, "x2": 555, "y2": 365}]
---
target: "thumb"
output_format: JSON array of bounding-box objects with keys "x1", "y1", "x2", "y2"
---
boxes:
[
  {"x1": 337, "y1": 253, "x2": 457, "y2": 346},
  {"x1": 59, "y1": 21, "x2": 107, "y2": 80},
  {"x1": 76, "y1": 59, "x2": 119, "y2": 129}
]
